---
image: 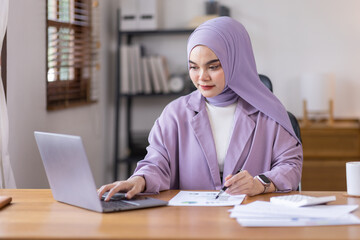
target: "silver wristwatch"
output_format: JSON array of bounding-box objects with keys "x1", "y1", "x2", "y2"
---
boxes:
[{"x1": 256, "y1": 174, "x2": 271, "y2": 194}]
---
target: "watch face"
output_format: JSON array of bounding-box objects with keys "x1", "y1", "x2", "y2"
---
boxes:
[{"x1": 258, "y1": 174, "x2": 271, "y2": 184}]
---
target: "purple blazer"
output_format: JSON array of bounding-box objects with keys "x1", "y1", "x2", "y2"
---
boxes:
[{"x1": 133, "y1": 91, "x2": 303, "y2": 193}]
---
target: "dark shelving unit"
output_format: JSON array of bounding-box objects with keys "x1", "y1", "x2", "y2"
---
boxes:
[{"x1": 113, "y1": 10, "x2": 194, "y2": 180}]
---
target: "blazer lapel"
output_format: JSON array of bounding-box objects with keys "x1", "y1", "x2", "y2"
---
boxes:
[
  {"x1": 187, "y1": 92, "x2": 221, "y2": 189},
  {"x1": 223, "y1": 102, "x2": 256, "y2": 178}
]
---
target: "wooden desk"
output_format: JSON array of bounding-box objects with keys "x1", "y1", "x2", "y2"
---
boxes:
[
  {"x1": 0, "y1": 189, "x2": 360, "y2": 239},
  {"x1": 300, "y1": 119, "x2": 360, "y2": 191}
]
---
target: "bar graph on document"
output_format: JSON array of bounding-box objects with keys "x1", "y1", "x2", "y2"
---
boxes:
[{"x1": 168, "y1": 191, "x2": 245, "y2": 206}]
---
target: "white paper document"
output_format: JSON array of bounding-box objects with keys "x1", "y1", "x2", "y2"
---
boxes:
[
  {"x1": 236, "y1": 215, "x2": 360, "y2": 227},
  {"x1": 169, "y1": 191, "x2": 245, "y2": 206},
  {"x1": 230, "y1": 200, "x2": 360, "y2": 227}
]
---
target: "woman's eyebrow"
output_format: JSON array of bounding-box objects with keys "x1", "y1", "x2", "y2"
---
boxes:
[
  {"x1": 188, "y1": 59, "x2": 220, "y2": 65},
  {"x1": 206, "y1": 59, "x2": 220, "y2": 65}
]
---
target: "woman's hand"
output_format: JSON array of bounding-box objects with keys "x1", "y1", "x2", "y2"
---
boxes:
[
  {"x1": 97, "y1": 176, "x2": 146, "y2": 201},
  {"x1": 223, "y1": 170, "x2": 273, "y2": 196}
]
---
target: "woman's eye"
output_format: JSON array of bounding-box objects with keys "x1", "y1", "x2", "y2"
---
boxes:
[
  {"x1": 209, "y1": 65, "x2": 220, "y2": 70},
  {"x1": 189, "y1": 66, "x2": 198, "y2": 70}
]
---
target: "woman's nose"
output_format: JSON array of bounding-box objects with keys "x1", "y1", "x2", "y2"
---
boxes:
[{"x1": 199, "y1": 69, "x2": 210, "y2": 81}]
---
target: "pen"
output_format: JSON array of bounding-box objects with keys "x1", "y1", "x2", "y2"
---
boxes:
[{"x1": 215, "y1": 169, "x2": 242, "y2": 200}]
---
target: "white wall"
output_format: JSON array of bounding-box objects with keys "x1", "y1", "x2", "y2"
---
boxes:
[
  {"x1": 6, "y1": 0, "x2": 360, "y2": 188},
  {"x1": 133, "y1": 0, "x2": 360, "y2": 120},
  {"x1": 224, "y1": 0, "x2": 360, "y2": 118},
  {"x1": 7, "y1": 0, "x2": 119, "y2": 188}
]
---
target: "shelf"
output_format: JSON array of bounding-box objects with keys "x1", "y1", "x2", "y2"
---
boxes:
[
  {"x1": 119, "y1": 90, "x2": 193, "y2": 98},
  {"x1": 120, "y1": 29, "x2": 194, "y2": 36},
  {"x1": 299, "y1": 118, "x2": 360, "y2": 129},
  {"x1": 113, "y1": 9, "x2": 195, "y2": 181}
]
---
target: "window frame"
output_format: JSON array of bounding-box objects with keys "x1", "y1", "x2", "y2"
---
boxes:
[{"x1": 46, "y1": 0, "x2": 97, "y2": 110}]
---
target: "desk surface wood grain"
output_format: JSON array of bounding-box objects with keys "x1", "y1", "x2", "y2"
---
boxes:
[{"x1": 0, "y1": 189, "x2": 359, "y2": 240}]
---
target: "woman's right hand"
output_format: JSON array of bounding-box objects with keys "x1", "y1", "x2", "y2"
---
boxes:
[{"x1": 97, "y1": 176, "x2": 146, "y2": 201}]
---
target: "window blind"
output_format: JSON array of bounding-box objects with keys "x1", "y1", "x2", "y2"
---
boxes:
[{"x1": 46, "y1": 0, "x2": 99, "y2": 110}]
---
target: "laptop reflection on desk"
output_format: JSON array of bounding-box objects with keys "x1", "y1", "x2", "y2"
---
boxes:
[{"x1": 34, "y1": 131, "x2": 167, "y2": 213}]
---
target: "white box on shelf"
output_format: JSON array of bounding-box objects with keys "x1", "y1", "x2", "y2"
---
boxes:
[
  {"x1": 120, "y1": 0, "x2": 138, "y2": 31},
  {"x1": 138, "y1": 0, "x2": 158, "y2": 30}
]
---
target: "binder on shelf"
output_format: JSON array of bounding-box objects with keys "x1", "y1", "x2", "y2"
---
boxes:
[
  {"x1": 147, "y1": 56, "x2": 162, "y2": 93},
  {"x1": 128, "y1": 45, "x2": 138, "y2": 94},
  {"x1": 120, "y1": 45, "x2": 130, "y2": 94},
  {"x1": 141, "y1": 57, "x2": 152, "y2": 94},
  {"x1": 131, "y1": 44, "x2": 143, "y2": 93},
  {"x1": 119, "y1": 0, "x2": 138, "y2": 31},
  {"x1": 120, "y1": 45, "x2": 172, "y2": 95},
  {"x1": 155, "y1": 56, "x2": 170, "y2": 94}
]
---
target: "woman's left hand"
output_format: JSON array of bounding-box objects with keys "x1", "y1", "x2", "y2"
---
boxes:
[{"x1": 223, "y1": 170, "x2": 268, "y2": 196}]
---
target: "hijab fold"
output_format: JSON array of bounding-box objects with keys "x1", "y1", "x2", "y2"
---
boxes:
[
  {"x1": 187, "y1": 17, "x2": 298, "y2": 142},
  {"x1": 206, "y1": 86, "x2": 238, "y2": 107}
]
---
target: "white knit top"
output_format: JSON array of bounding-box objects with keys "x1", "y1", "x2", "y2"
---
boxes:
[{"x1": 205, "y1": 101, "x2": 237, "y2": 172}]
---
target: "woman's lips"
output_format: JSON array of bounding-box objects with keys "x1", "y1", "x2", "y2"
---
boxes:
[{"x1": 200, "y1": 85, "x2": 214, "y2": 90}]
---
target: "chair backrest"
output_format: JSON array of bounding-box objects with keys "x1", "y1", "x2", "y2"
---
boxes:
[
  {"x1": 287, "y1": 111, "x2": 302, "y2": 143},
  {"x1": 259, "y1": 74, "x2": 273, "y2": 92},
  {"x1": 258, "y1": 74, "x2": 302, "y2": 142}
]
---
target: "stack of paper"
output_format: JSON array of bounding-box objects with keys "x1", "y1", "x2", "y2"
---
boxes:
[{"x1": 229, "y1": 201, "x2": 360, "y2": 227}]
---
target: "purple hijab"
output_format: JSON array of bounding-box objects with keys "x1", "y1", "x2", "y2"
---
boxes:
[{"x1": 187, "y1": 16, "x2": 298, "y2": 141}]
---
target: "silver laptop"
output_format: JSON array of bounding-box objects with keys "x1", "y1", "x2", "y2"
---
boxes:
[{"x1": 34, "y1": 131, "x2": 167, "y2": 213}]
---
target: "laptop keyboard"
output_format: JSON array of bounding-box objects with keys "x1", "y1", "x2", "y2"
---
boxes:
[
  {"x1": 101, "y1": 200, "x2": 136, "y2": 211},
  {"x1": 100, "y1": 193, "x2": 147, "y2": 211},
  {"x1": 100, "y1": 193, "x2": 160, "y2": 212}
]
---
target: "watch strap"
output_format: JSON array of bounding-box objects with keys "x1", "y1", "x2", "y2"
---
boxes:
[{"x1": 262, "y1": 184, "x2": 269, "y2": 194}]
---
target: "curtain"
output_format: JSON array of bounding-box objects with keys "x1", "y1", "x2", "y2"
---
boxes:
[{"x1": 0, "y1": 0, "x2": 16, "y2": 188}]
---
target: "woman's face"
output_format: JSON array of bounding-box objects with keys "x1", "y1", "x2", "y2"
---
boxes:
[{"x1": 189, "y1": 45, "x2": 225, "y2": 98}]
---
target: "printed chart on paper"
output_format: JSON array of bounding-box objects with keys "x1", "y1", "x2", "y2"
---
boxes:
[{"x1": 168, "y1": 191, "x2": 245, "y2": 206}]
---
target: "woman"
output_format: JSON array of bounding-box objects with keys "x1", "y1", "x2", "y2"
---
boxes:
[{"x1": 98, "y1": 16, "x2": 303, "y2": 200}]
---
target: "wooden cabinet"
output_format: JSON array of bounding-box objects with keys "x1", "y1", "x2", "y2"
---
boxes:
[{"x1": 300, "y1": 119, "x2": 360, "y2": 191}]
